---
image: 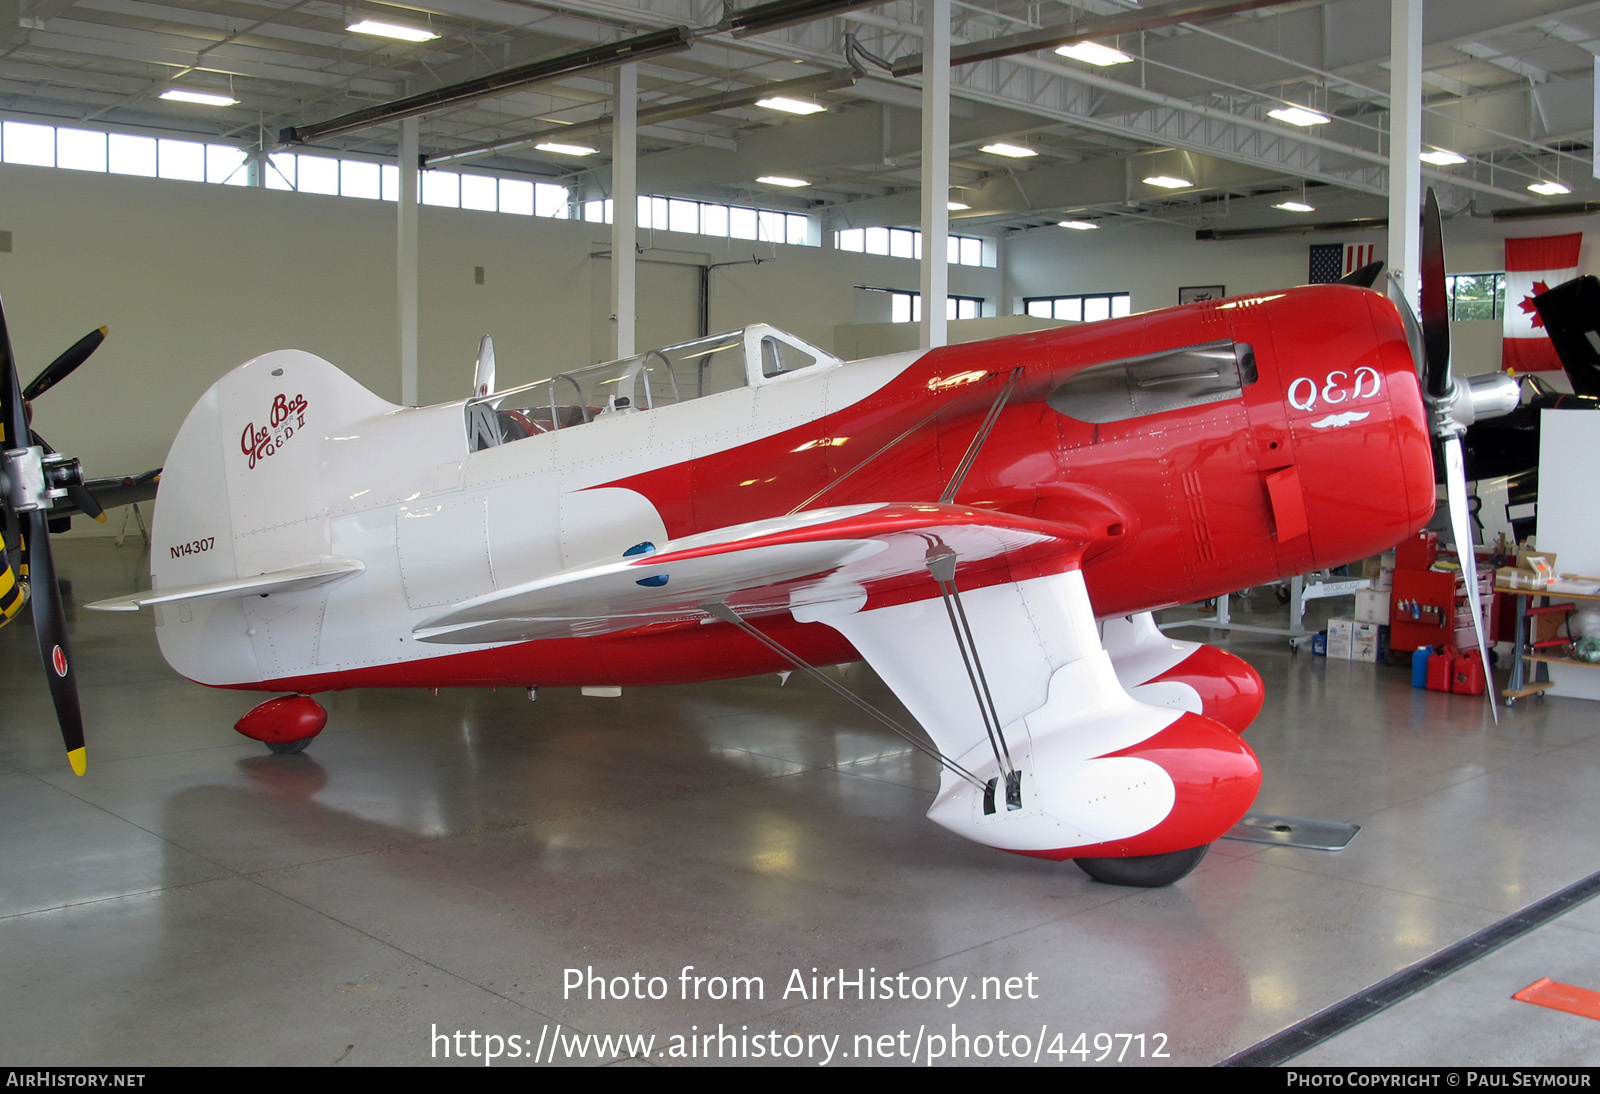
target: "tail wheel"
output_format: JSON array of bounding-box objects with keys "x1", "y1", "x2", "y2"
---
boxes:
[{"x1": 1074, "y1": 844, "x2": 1210, "y2": 887}]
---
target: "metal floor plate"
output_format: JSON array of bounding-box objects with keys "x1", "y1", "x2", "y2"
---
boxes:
[{"x1": 1224, "y1": 813, "x2": 1360, "y2": 850}]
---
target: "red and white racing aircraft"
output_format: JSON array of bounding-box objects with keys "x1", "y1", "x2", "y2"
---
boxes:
[{"x1": 4, "y1": 195, "x2": 1510, "y2": 887}]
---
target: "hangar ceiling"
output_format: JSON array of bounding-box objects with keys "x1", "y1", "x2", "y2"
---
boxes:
[{"x1": 1, "y1": 0, "x2": 1596, "y2": 234}]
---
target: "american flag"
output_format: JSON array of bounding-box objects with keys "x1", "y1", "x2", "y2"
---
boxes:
[{"x1": 1309, "y1": 242, "x2": 1379, "y2": 283}]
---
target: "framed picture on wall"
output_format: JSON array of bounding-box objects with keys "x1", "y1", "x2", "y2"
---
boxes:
[{"x1": 1179, "y1": 285, "x2": 1225, "y2": 304}]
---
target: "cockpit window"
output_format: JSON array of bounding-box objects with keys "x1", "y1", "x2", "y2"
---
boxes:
[
  {"x1": 669, "y1": 334, "x2": 747, "y2": 399},
  {"x1": 465, "y1": 325, "x2": 838, "y2": 451},
  {"x1": 761, "y1": 336, "x2": 817, "y2": 378},
  {"x1": 1047, "y1": 341, "x2": 1257, "y2": 424}
]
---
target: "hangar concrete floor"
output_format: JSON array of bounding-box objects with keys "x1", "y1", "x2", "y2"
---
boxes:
[{"x1": 4, "y1": 539, "x2": 1600, "y2": 1068}]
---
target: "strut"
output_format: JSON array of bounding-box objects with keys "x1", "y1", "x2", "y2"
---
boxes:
[
  {"x1": 923, "y1": 545, "x2": 1022, "y2": 813},
  {"x1": 940, "y1": 367, "x2": 1021, "y2": 504},
  {"x1": 700, "y1": 600, "x2": 985, "y2": 790}
]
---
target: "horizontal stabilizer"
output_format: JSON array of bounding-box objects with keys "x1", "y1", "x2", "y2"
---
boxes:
[
  {"x1": 87, "y1": 557, "x2": 365, "y2": 612},
  {"x1": 414, "y1": 502, "x2": 1090, "y2": 644}
]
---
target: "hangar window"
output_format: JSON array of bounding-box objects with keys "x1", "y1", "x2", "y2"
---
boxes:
[
  {"x1": 1, "y1": 121, "x2": 253, "y2": 184},
  {"x1": 57, "y1": 129, "x2": 107, "y2": 172},
  {"x1": 109, "y1": 134, "x2": 156, "y2": 177},
  {"x1": 460, "y1": 172, "x2": 498, "y2": 211},
  {"x1": 623, "y1": 195, "x2": 810, "y2": 246},
  {"x1": 578, "y1": 196, "x2": 811, "y2": 246},
  {"x1": 340, "y1": 160, "x2": 382, "y2": 199},
  {"x1": 1047, "y1": 341, "x2": 1258, "y2": 424},
  {"x1": 1, "y1": 121, "x2": 53, "y2": 166},
  {"x1": 295, "y1": 154, "x2": 340, "y2": 195},
  {"x1": 206, "y1": 145, "x2": 249, "y2": 185},
  {"x1": 835, "y1": 227, "x2": 994, "y2": 268},
  {"x1": 861, "y1": 287, "x2": 984, "y2": 323},
  {"x1": 1446, "y1": 273, "x2": 1506, "y2": 321},
  {"x1": 1024, "y1": 293, "x2": 1132, "y2": 322}
]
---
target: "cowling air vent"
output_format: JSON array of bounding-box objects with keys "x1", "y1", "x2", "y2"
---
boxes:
[{"x1": 1047, "y1": 341, "x2": 1257, "y2": 424}]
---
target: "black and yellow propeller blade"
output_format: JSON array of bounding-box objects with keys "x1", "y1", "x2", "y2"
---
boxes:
[
  {"x1": 23, "y1": 326, "x2": 106, "y2": 402},
  {"x1": 0, "y1": 292, "x2": 88, "y2": 774}
]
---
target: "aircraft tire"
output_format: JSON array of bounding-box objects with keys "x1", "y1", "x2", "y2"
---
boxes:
[
  {"x1": 265, "y1": 737, "x2": 314, "y2": 755},
  {"x1": 1074, "y1": 844, "x2": 1210, "y2": 887}
]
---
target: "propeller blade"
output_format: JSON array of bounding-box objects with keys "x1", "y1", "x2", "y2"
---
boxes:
[
  {"x1": 24, "y1": 326, "x2": 106, "y2": 402},
  {"x1": 0, "y1": 293, "x2": 27, "y2": 450},
  {"x1": 1387, "y1": 271, "x2": 1427, "y2": 384},
  {"x1": 1420, "y1": 190, "x2": 1452, "y2": 400},
  {"x1": 473, "y1": 335, "x2": 496, "y2": 399},
  {"x1": 28, "y1": 429, "x2": 105, "y2": 521},
  {"x1": 1443, "y1": 435, "x2": 1497, "y2": 726},
  {"x1": 23, "y1": 507, "x2": 87, "y2": 772},
  {"x1": 1339, "y1": 260, "x2": 1385, "y2": 289},
  {"x1": 1, "y1": 291, "x2": 89, "y2": 772},
  {"x1": 65, "y1": 483, "x2": 106, "y2": 522}
]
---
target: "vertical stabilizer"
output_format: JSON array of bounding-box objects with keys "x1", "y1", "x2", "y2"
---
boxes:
[{"x1": 149, "y1": 350, "x2": 395, "y2": 684}]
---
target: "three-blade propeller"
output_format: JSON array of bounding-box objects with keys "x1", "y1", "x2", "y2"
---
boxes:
[
  {"x1": 1393, "y1": 190, "x2": 1521, "y2": 722},
  {"x1": 0, "y1": 297, "x2": 105, "y2": 775}
]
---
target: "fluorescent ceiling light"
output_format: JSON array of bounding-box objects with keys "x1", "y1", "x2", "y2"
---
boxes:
[
  {"x1": 1058, "y1": 220, "x2": 1098, "y2": 230},
  {"x1": 1054, "y1": 41, "x2": 1131, "y2": 66},
  {"x1": 756, "y1": 175, "x2": 808, "y2": 187},
  {"x1": 535, "y1": 141, "x2": 596, "y2": 157},
  {"x1": 981, "y1": 142, "x2": 1037, "y2": 158},
  {"x1": 1420, "y1": 149, "x2": 1467, "y2": 166},
  {"x1": 1143, "y1": 175, "x2": 1191, "y2": 189},
  {"x1": 756, "y1": 96, "x2": 825, "y2": 115},
  {"x1": 1528, "y1": 180, "x2": 1571, "y2": 196},
  {"x1": 947, "y1": 201, "x2": 970, "y2": 211},
  {"x1": 1273, "y1": 201, "x2": 1314, "y2": 212},
  {"x1": 347, "y1": 18, "x2": 439, "y2": 42},
  {"x1": 159, "y1": 89, "x2": 238, "y2": 107},
  {"x1": 1268, "y1": 105, "x2": 1330, "y2": 127}
]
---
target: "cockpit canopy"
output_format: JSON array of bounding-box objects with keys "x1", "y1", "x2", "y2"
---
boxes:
[{"x1": 466, "y1": 325, "x2": 838, "y2": 451}]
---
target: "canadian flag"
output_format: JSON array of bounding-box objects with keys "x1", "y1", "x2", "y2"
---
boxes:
[{"x1": 1503, "y1": 233, "x2": 1583, "y2": 372}]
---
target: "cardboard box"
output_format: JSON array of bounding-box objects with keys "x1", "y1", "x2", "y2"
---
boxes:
[
  {"x1": 1497, "y1": 566, "x2": 1542, "y2": 590},
  {"x1": 1350, "y1": 621, "x2": 1389, "y2": 662},
  {"x1": 1517, "y1": 548, "x2": 1556, "y2": 575},
  {"x1": 1355, "y1": 589, "x2": 1391, "y2": 624},
  {"x1": 1327, "y1": 617, "x2": 1356, "y2": 659},
  {"x1": 1326, "y1": 619, "x2": 1387, "y2": 661}
]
